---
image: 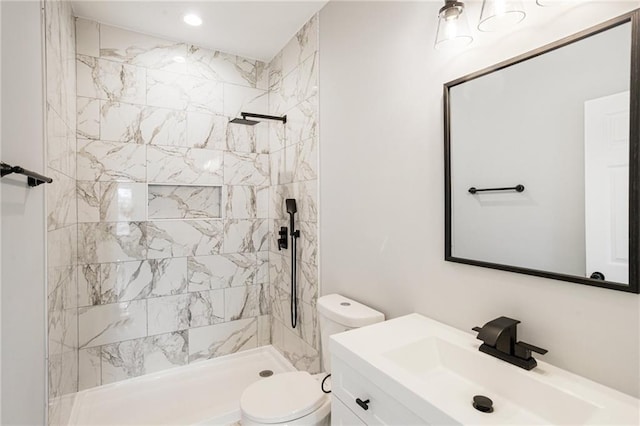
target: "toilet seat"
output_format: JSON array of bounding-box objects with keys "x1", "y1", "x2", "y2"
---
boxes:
[{"x1": 240, "y1": 371, "x2": 326, "y2": 424}]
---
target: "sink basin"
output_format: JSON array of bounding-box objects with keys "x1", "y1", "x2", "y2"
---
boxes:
[
  {"x1": 384, "y1": 337, "x2": 597, "y2": 424},
  {"x1": 330, "y1": 313, "x2": 639, "y2": 425}
]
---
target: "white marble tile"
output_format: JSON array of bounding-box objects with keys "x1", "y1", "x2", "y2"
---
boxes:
[
  {"x1": 147, "y1": 290, "x2": 224, "y2": 335},
  {"x1": 148, "y1": 185, "x2": 221, "y2": 219},
  {"x1": 101, "y1": 331, "x2": 188, "y2": 385},
  {"x1": 78, "y1": 299, "x2": 147, "y2": 348},
  {"x1": 47, "y1": 168, "x2": 77, "y2": 231},
  {"x1": 256, "y1": 186, "x2": 269, "y2": 219},
  {"x1": 100, "y1": 258, "x2": 188, "y2": 304},
  {"x1": 225, "y1": 186, "x2": 257, "y2": 219},
  {"x1": 186, "y1": 112, "x2": 227, "y2": 150},
  {"x1": 78, "y1": 264, "x2": 101, "y2": 307},
  {"x1": 224, "y1": 152, "x2": 269, "y2": 186},
  {"x1": 286, "y1": 99, "x2": 317, "y2": 146},
  {"x1": 269, "y1": 184, "x2": 290, "y2": 221},
  {"x1": 223, "y1": 219, "x2": 268, "y2": 253},
  {"x1": 295, "y1": 180, "x2": 318, "y2": 223},
  {"x1": 47, "y1": 224, "x2": 77, "y2": 269},
  {"x1": 77, "y1": 55, "x2": 146, "y2": 104},
  {"x1": 77, "y1": 139, "x2": 146, "y2": 182},
  {"x1": 299, "y1": 221, "x2": 318, "y2": 266},
  {"x1": 257, "y1": 315, "x2": 271, "y2": 347},
  {"x1": 48, "y1": 350, "x2": 78, "y2": 398},
  {"x1": 100, "y1": 24, "x2": 188, "y2": 73},
  {"x1": 187, "y1": 253, "x2": 257, "y2": 292},
  {"x1": 256, "y1": 251, "x2": 269, "y2": 285},
  {"x1": 293, "y1": 137, "x2": 318, "y2": 182},
  {"x1": 223, "y1": 84, "x2": 267, "y2": 118},
  {"x1": 77, "y1": 97, "x2": 100, "y2": 139},
  {"x1": 78, "y1": 347, "x2": 102, "y2": 390},
  {"x1": 48, "y1": 306, "x2": 78, "y2": 356},
  {"x1": 188, "y1": 318, "x2": 257, "y2": 363},
  {"x1": 224, "y1": 285, "x2": 259, "y2": 321},
  {"x1": 269, "y1": 147, "x2": 286, "y2": 186},
  {"x1": 186, "y1": 45, "x2": 257, "y2": 87},
  {"x1": 141, "y1": 107, "x2": 187, "y2": 146},
  {"x1": 147, "y1": 70, "x2": 223, "y2": 114},
  {"x1": 78, "y1": 181, "x2": 146, "y2": 222},
  {"x1": 281, "y1": 15, "x2": 318, "y2": 77},
  {"x1": 47, "y1": 105, "x2": 76, "y2": 177},
  {"x1": 78, "y1": 222, "x2": 147, "y2": 264},
  {"x1": 256, "y1": 119, "x2": 269, "y2": 154},
  {"x1": 274, "y1": 53, "x2": 318, "y2": 115},
  {"x1": 268, "y1": 52, "x2": 282, "y2": 93},
  {"x1": 268, "y1": 119, "x2": 287, "y2": 153},
  {"x1": 147, "y1": 146, "x2": 223, "y2": 185},
  {"x1": 297, "y1": 259, "x2": 318, "y2": 307},
  {"x1": 256, "y1": 61, "x2": 268, "y2": 91},
  {"x1": 280, "y1": 320, "x2": 320, "y2": 373},
  {"x1": 99, "y1": 101, "x2": 143, "y2": 143},
  {"x1": 146, "y1": 220, "x2": 223, "y2": 259},
  {"x1": 76, "y1": 18, "x2": 99, "y2": 57},
  {"x1": 226, "y1": 121, "x2": 256, "y2": 153}
]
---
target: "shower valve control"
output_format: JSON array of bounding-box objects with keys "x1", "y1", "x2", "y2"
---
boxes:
[{"x1": 277, "y1": 227, "x2": 288, "y2": 250}]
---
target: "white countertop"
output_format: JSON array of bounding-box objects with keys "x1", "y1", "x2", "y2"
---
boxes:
[{"x1": 330, "y1": 314, "x2": 640, "y2": 425}]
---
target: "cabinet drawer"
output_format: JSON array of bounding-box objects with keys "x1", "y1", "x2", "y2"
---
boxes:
[
  {"x1": 332, "y1": 398, "x2": 367, "y2": 426},
  {"x1": 332, "y1": 357, "x2": 426, "y2": 425}
]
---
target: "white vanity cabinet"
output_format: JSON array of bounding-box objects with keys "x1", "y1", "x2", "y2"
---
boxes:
[{"x1": 330, "y1": 357, "x2": 427, "y2": 425}]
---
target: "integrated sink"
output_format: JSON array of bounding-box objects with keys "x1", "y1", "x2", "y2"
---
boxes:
[
  {"x1": 384, "y1": 337, "x2": 597, "y2": 424},
  {"x1": 330, "y1": 314, "x2": 639, "y2": 425}
]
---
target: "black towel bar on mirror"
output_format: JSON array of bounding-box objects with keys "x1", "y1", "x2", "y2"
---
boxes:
[
  {"x1": 1, "y1": 162, "x2": 53, "y2": 187},
  {"x1": 468, "y1": 184, "x2": 525, "y2": 194}
]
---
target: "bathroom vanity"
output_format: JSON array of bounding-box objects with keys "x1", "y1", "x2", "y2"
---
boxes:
[{"x1": 329, "y1": 314, "x2": 639, "y2": 425}]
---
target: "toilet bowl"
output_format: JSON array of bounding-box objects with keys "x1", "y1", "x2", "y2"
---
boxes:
[
  {"x1": 240, "y1": 371, "x2": 331, "y2": 425},
  {"x1": 240, "y1": 294, "x2": 385, "y2": 425}
]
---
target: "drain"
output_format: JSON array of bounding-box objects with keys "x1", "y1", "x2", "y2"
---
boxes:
[
  {"x1": 340, "y1": 302, "x2": 351, "y2": 306},
  {"x1": 472, "y1": 395, "x2": 494, "y2": 413},
  {"x1": 259, "y1": 370, "x2": 274, "y2": 377}
]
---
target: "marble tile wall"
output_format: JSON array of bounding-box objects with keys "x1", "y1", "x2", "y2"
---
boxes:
[
  {"x1": 44, "y1": 1, "x2": 78, "y2": 424},
  {"x1": 267, "y1": 15, "x2": 321, "y2": 372},
  {"x1": 72, "y1": 19, "x2": 271, "y2": 390}
]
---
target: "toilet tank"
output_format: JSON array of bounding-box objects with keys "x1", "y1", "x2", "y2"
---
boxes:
[{"x1": 317, "y1": 294, "x2": 385, "y2": 372}]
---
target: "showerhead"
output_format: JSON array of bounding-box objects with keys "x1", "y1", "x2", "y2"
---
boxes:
[
  {"x1": 229, "y1": 117, "x2": 260, "y2": 126},
  {"x1": 230, "y1": 112, "x2": 287, "y2": 126},
  {"x1": 286, "y1": 198, "x2": 297, "y2": 215}
]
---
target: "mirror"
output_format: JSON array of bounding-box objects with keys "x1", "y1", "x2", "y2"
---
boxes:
[{"x1": 444, "y1": 11, "x2": 639, "y2": 293}]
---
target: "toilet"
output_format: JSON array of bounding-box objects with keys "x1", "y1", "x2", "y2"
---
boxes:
[{"x1": 240, "y1": 294, "x2": 385, "y2": 425}]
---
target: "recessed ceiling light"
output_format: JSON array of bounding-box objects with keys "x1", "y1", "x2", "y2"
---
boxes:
[
  {"x1": 183, "y1": 13, "x2": 202, "y2": 26},
  {"x1": 173, "y1": 56, "x2": 186, "y2": 63}
]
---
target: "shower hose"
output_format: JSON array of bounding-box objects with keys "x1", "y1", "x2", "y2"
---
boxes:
[{"x1": 290, "y1": 233, "x2": 298, "y2": 328}]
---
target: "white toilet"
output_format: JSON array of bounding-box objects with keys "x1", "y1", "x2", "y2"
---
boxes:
[{"x1": 240, "y1": 294, "x2": 385, "y2": 425}]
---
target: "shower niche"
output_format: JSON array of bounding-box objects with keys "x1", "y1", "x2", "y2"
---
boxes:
[{"x1": 147, "y1": 184, "x2": 222, "y2": 219}]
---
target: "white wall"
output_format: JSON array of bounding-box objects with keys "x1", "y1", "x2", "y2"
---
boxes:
[
  {"x1": 319, "y1": 1, "x2": 640, "y2": 397},
  {"x1": 1, "y1": 1, "x2": 47, "y2": 424}
]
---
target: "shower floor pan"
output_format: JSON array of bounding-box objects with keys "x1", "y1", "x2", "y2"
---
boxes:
[{"x1": 67, "y1": 345, "x2": 296, "y2": 425}]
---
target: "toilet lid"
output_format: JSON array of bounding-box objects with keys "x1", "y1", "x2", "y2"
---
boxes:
[{"x1": 240, "y1": 371, "x2": 326, "y2": 424}]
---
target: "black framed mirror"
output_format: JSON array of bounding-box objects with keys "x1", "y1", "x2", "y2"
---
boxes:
[{"x1": 444, "y1": 10, "x2": 639, "y2": 294}]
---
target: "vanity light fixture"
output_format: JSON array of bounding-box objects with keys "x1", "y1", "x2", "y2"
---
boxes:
[
  {"x1": 434, "y1": 0, "x2": 473, "y2": 50},
  {"x1": 478, "y1": 0, "x2": 526, "y2": 32},
  {"x1": 183, "y1": 13, "x2": 202, "y2": 26}
]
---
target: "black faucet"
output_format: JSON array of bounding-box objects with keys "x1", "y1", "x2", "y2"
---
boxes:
[{"x1": 472, "y1": 317, "x2": 548, "y2": 370}]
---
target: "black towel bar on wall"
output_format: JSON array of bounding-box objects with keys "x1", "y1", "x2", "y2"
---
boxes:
[
  {"x1": 1, "y1": 162, "x2": 53, "y2": 187},
  {"x1": 468, "y1": 184, "x2": 525, "y2": 194}
]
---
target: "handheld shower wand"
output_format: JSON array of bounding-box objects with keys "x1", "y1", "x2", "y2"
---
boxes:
[{"x1": 285, "y1": 199, "x2": 300, "y2": 328}]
